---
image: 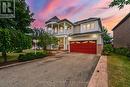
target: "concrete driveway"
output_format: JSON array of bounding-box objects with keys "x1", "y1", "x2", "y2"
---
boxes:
[{"x1": 0, "y1": 52, "x2": 99, "y2": 87}]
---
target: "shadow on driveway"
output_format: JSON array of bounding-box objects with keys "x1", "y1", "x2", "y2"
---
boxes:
[{"x1": 0, "y1": 53, "x2": 99, "y2": 87}]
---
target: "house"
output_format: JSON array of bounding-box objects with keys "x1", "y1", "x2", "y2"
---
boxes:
[
  {"x1": 112, "y1": 12, "x2": 130, "y2": 49},
  {"x1": 45, "y1": 16, "x2": 103, "y2": 55}
]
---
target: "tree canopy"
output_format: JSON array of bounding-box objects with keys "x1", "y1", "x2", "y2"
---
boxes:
[
  {"x1": 0, "y1": 29, "x2": 32, "y2": 62},
  {"x1": 110, "y1": 0, "x2": 130, "y2": 9},
  {"x1": 102, "y1": 27, "x2": 112, "y2": 44},
  {"x1": 38, "y1": 32, "x2": 58, "y2": 50},
  {"x1": 0, "y1": 0, "x2": 34, "y2": 33}
]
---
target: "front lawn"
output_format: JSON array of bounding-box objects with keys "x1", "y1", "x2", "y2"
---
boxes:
[
  {"x1": 0, "y1": 49, "x2": 44, "y2": 63},
  {"x1": 108, "y1": 53, "x2": 130, "y2": 87}
]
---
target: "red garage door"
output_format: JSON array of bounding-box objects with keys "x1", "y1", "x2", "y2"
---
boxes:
[{"x1": 70, "y1": 41, "x2": 97, "y2": 54}]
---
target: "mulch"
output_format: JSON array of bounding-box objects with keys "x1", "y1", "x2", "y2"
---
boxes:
[{"x1": 0, "y1": 60, "x2": 19, "y2": 67}]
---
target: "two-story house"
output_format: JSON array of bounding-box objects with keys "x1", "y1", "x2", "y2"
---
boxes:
[{"x1": 45, "y1": 16, "x2": 103, "y2": 55}]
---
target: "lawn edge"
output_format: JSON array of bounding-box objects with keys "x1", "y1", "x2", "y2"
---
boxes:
[{"x1": 0, "y1": 57, "x2": 48, "y2": 70}]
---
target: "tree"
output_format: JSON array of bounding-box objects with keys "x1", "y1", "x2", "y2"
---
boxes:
[
  {"x1": 0, "y1": 0, "x2": 34, "y2": 33},
  {"x1": 102, "y1": 27, "x2": 112, "y2": 44},
  {"x1": 38, "y1": 32, "x2": 58, "y2": 50},
  {"x1": 109, "y1": 0, "x2": 130, "y2": 9},
  {"x1": 0, "y1": 28, "x2": 32, "y2": 62}
]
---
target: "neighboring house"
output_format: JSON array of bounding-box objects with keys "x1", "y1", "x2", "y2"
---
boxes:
[
  {"x1": 112, "y1": 12, "x2": 130, "y2": 49},
  {"x1": 45, "y1": 16, "x2": 103, "y2": 55}
]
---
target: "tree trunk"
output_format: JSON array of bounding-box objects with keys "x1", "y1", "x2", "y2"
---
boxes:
[
  {"x1": 2, "y1": 52, "x2": 7, "y2": 63},
  {"x1": 43, "y1": 46, "x2": 47, "y2": 50}
]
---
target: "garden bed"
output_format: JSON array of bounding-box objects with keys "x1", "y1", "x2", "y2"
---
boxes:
[
  {"x1": 0, "y1": 50, "x2": 50, "y2": 67},
  {"x1": 0, "y1": 60, "x2": 18, "y2": 67}
]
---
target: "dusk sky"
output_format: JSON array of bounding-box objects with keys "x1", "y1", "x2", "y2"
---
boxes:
[{"x1": 26, "y1": 0, "x2": 130, "y2": 33}]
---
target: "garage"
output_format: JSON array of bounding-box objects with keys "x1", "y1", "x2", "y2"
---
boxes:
[{"x1": 70, "y1": 41, "x2": 97, "y2": 54}]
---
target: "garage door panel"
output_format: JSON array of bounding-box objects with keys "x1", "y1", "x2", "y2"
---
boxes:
[{"x1": 70, "y1": 41, "x2": 97, "y2": 54}]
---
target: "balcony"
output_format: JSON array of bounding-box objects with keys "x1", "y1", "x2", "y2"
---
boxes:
[{"x1": 47, "y1": 28, "x2": 73, "y2": 35}]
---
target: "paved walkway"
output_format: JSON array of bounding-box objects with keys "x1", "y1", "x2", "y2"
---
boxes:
[
  {"x1": 88, "y1": 56, "x2": 108, "y2": 87},
  {"x1": 0, "y1": 53, "x2": 99, "y2": 87}
]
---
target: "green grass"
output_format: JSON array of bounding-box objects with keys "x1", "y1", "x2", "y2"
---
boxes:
[
  {"x1": 0, "y1": 49, "x2": 43, "y2": 63},
  {"x1": 108, "y1": 53, "x2": 130, "y2": 87}
]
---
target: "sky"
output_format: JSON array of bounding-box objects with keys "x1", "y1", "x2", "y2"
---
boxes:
[{"x1": 26, "y1": 0, "x2": 130, "y2": 33}]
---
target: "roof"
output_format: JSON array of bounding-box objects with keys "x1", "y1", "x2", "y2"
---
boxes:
[
  {"x1": 74, "y1": 18, "x2": 100, "y2": 25},
  {"x1": 70, "y1": 31, "x2": 102, "y2": 36},
  {"x1": 45, "y1": 16, "x2": 60, "y2": 24},
  {"x1": 58, "y1": 19, "x2": 74, "y2": 25},
  {"x1": 112, "y1": 12, "x2": 130, "y2": 31}
]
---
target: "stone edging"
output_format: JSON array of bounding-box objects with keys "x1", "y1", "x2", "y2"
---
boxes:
[{"x1": 87, "y1": 56, "x2": 108, "y2": 87}]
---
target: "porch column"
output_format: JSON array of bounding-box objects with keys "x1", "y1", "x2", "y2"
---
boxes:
[
  {"x1": 64, "y1": 22, "x2": 67, "y2": 34},
  {"x1": 63, "y1": 37, "x2": 67, "y2": 50},
  {"x1": 58, "y1": 23, "x2": 59, "y2": 34},
  {"x1": 51, "y1": 24, "x2": 54, "y2": 34}
]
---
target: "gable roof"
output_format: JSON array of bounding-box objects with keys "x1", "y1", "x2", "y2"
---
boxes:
[
  {"x1": 45, "y1": 16, "x2": 60, "y2": 24},
  {"x1": 58, "y1": 19, "x2": 74, "y2": 25},
  {"x1": 74, "y1": 18, "x2": 100, "y2": 25},
  {"x1": 112, "y1": 12, "x2": 130, "y2": 31}
]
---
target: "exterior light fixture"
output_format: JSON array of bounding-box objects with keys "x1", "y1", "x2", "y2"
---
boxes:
[
  {"x1": 68, "y1": 37, "x2": 72, "y2": 40},
  {"x1": 92, "y1": 34, "x2": 97, "y2": 38}
]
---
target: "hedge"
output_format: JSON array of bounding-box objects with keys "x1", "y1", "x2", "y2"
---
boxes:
[
  {"x1": 18, "y1": 51, "x2": 48, "y2": 62},
  {"x1": 114, "y1": 48, "x2": 130, "y2": 57}
]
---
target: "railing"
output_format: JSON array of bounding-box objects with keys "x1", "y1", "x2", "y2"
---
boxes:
[{"x1": 52, "y1": 29, "x2": 73, "y2": 35}]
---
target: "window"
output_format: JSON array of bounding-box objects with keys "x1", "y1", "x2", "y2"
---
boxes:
[
  {"x1": 87, "y1": 24, "x2": 91, "y2": 29},
  {"x1": 83, "y1": 25, "x2": 86, "y2": 29},
  {"x1": 91, "y1": 23, "x2": 95, "y2": 29},
  {"x1": 60, "y1": 27, "x2": 64, "y2": 32},
  {"x1": 55, "y1": 28, "x2": 58, "y2": 33}
]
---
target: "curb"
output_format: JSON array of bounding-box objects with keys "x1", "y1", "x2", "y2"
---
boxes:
[
  {"x1": 87, "y1": 56, "x2": 108, "y2": 87},
  {"x1": 0, "y1": 54, "x2": 63, "y2": 70},
  {"x1": 0, "y1": 57, "x2": 47, "y2": 70}
]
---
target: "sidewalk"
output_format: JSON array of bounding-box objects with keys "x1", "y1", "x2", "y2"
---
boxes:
[{"x1": 87, "y1": 56, "x2": 108, "y2": 87}]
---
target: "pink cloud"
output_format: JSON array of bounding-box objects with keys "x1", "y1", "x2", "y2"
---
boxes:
[
  {"x1": 29, "y1": 0, "x2": 130, "y2": 32},
  {"x1": 31, "y1": 19, "x2": 44, "y2": 28}
]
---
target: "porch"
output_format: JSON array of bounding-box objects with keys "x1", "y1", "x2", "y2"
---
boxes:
[{"x1": 57, "y1": 36, "x2": 68, "y2": 50}]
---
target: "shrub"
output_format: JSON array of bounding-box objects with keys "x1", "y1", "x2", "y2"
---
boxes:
[
  {"x1": 114, "y1": 48, "x2": 130, "y2": 56},
  {"x1": 18, "y1": 51, "x2": 48, "y2": 62},
  {"x1": 127, "y1": 52, "x2": 130, "y2": 58},
  {"x1": 103, "y1": 44, "x2": 113, "y2": 55}
]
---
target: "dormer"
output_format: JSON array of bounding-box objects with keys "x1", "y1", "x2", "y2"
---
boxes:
[{"x1": 45, "y1": 16, "x2": 60, "y2": 24}]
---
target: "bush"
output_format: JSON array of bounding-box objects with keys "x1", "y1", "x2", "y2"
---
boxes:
[
  {"x1": 18, "y1": 51, "x2": 48, "y2": 62},
  {"x1": 114, "y1": 48, "x2": 130, "y2": 56},
  {"x1": 103, "y1": 44, "x2": 113, "y2": 55},
  {"x1": 127, "y1": 52, "x2": 130, "y2": 58}
]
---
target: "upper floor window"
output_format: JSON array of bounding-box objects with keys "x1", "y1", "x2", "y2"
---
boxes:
[
  {"x1": 91, "y1": 23, "x2": 95, "y2": 29},
  {"x1": 54, "y1": 28, "x2": 58, "y2": 33},
  {"x1": 86, "y1": 24, "x2": 91, "y2": 29},
  {"x1": 60, "y1": 27, "x2": 64, "y2": 32},
  {"x1": 83, "y1": 25, "x2": 86, "y2": 30},
  {"x1": 82, "y1": 22, "x2": 95, "y2": 30}
]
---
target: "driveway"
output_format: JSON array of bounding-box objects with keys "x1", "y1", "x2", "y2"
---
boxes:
[{"x1": 0, "y1": 52, "x2": 99, "y2": 87}]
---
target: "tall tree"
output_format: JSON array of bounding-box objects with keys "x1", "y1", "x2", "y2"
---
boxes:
[
  {"x1": 110, "y1": 0, "x2": 130, "y2": 9},
  {"x1": 0, "y1": 0, "x2": 34, "y2": 33},
  {"x1": 0, "y1": 28, "x2": 32, "y2": 62},
  {"x1": 102, "y1": 27, "x2": 112, "y2": 44}
]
